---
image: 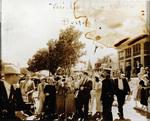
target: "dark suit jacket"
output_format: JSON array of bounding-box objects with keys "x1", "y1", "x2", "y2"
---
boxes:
[
  {"x1": 0, "y1": 81, "x2": 27, "y2": 119},
  {"x1": 126, "y1": 66, "x2": 131, "y2": 72},
  {"x1": 101, "y1": 76, "x2": 115, "y2": 102},
  {"x1": 114, "y1": 78, "x2": 130, "y2": 95},
  {"x1": 78, "y1": 78, "x2": 92, "y2": 101}
]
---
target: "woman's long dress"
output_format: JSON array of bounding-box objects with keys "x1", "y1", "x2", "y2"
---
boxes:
[
  {"x1": 139, "y1": 80, "x2": 148, "y2": 106},
  {"x1": 134, "y1": 80, "x2": 141, "y2": 101},
  {"x1": 65, "y1": 87, "x2": 76, "y2": 114},
  {"x1": 134, "y1": 73, "x2": 143, "y2": 101},
  {"x1": 44, "y1": 85, "x2": 56, "y2": 115},
  {"x1": 89, "y1": 79, "x2": 96, "y2": 114},
  {"x1": 38, "y1": 83, "x2": 46, "y2": 113},
  {"x1": 55, "y1": 83, "x2": 65, "y2": 114},
  {"x1": 95, "y1": 81, "x2": 102, "y2": 112}
]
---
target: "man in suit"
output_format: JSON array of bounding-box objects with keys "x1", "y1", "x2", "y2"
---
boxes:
[
  {"x1": 101, "y1": 68, "x2": 115, "y2": 121},
  {"x1": 126, "y1": 63, "x2": 131, "y2": 81},
  {"x1": 114, "y1": 71, "x2": 130, "y2": 120},
  {"x1": 77, "y1": 71, "x2": 92, "y2": 120},
  {"x1": 136, "y1": 61, "x2": 143, "y2": 74},
  {"x1": 0, "y1": 65, "x2": 29, "y2": 120},
  {"x1": 20, "y1": 74, "x2": 35, "y2": 103}
]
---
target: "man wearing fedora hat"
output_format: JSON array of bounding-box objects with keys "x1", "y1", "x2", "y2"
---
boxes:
[
  {"x1": 0, "y1": 65, "x2": 29, "y2": 120},
  {"x1": 100, "y1": 68, "x2": 115, "y2": 121},
  {"x1": 114, "y1": 71, "x2": 130, "y2": 120}
]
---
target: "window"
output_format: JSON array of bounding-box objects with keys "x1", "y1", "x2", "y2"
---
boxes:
[
  {"x1": 119, "y1": 51, "x2": 124, "y2": 59},
  {"x1": 125, "y1": 48, "x2": 131, "y2": 56},
  {"x1": 144, "y1": 42, "x2": 150, "y2": 50},
  {"x1": 133, "y1": 43, "x2": 140, "y2": 53}
]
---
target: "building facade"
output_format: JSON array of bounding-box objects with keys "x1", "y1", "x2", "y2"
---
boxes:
[{"x1": 117, "y1": 36, "x2": 150, "y2": 75}]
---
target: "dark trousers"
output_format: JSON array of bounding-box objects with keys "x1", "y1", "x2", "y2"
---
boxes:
[
  {"x1": 78, "y1": 99, "x2": 89, "y2": 120},
  {"x1": 136, "y1": 68, "x2": 140, "y2": 74},
  {"x1": 126, "y1": 71, "x2": 131, "y2": 80},
  {"x1": 102, "y1": 100, "x2": 113, "y2": 121},
  {"x1": 116, "y1": 90, "x2": 126, "y2": 117},
  {"x1": 75, "y1": 98, "x2": 79, "y2": 113}
]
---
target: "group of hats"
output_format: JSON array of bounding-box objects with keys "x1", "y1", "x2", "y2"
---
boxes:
[{"x1": 2, "y1": 65, "x2": 112, "y2": 76}]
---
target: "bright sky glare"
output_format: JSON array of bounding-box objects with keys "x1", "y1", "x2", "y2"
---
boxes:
[{"x1": 2, "y1": 0, "x2": 146, "y2": 70}]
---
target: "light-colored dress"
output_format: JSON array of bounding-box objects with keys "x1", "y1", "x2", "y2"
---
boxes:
[
  {"x1": 133, "y1": 73, "x2": 143, "y2": 101},
  {"x1": 37, "y1": 83, "x2": 47, "y2": 113},
  {"x1": 65, "y1": 86, "x2": 76, "y2": 114},
  {"x1": 20, "y1": 80, "x2": 35, "y2": 103},
  {"x1": 89, "y1": 78, "x2": 96, "y2": 114},
  {"x1": 95, "y1": 81, "x2": 102, "y2": 112}
]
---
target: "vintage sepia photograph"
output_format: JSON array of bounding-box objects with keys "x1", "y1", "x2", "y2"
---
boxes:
[{"x1": 1, "y1": 0, "x2": 150, "y2": 120}]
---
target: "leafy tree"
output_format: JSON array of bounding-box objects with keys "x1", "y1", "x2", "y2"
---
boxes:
[
  {"x1": 46, "y1": 39, "x2": 58, "y2": 74},
  {"x1": 28, "y1": 48, "x2": 48, "y2": 72},
  {"x1": 55, "y1": 26, "x2": 86, "y2": 74},
  {"x1": 101, "y1": 55, "x2": 111, "y2": 63},
  {"x1": 28, "y1": 26, "x2": 86, "y2": 75},
  {"x1": 96, "y1": 54, "x2": 111, "y2": 69}
]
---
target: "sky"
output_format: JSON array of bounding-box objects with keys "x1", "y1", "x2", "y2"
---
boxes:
[{"x1": 2, "y1": 0, "x2": 147, "y2": 70}]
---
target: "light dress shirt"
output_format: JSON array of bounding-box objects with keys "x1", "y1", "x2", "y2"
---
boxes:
[
  {"x1": 3, "y1": 81, "x2": 12, "y2": 98},
  {"x1": 118, "y1": 78, "x2": 124, "y2": 90},
  {"x1": 24, "y1": 80, "x2": 30, "y2": 92}
]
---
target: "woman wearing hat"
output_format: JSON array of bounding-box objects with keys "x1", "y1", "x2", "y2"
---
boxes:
[
  {"x1": 139, "y1": 74, "x2": 149, "y2": 110},
  {"x1": 44, "y1": 77, "x2": 56, "y2": 118},
  {"x1": 55, "y1": 76, "x2": 66, "y2": 120},
  {"x1": 95, "y1": 75, "x2": 103, "y2": 119},
  {"x1": 64, "y1": 78, "x2": 76, "y2": 120},
  {"x1": 37, "y1": 77, "x2": 47, "y2": 114},
  {"x1": 145, "y1": 67, "x2": 150, "y2": 80},
  {"x1": 133, "y1": 67, "x2": 145, "y2": 108}
]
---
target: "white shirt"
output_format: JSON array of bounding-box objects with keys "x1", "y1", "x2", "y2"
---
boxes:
[
  {"x1": 24, "y1": 80, "x2": 30, "y2": 92},
  {"x1": 75, "y1": 81, "x2": 80, "y2": 89},
  {"x1": 95, "y1": 81, "x2": 102, "y2": 90},
  {"x1": 118, "y1": 78, "x2": 124, "y2": 90},
  {"x1": 3, "y1": 81, "x2": 12, "y2": 98}
]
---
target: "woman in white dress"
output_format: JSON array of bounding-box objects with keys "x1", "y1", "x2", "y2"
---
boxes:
[
  {"x1": 95, "y1": 76, "x2": 103, "y2": 119},
  {"x1": 89, "y1": 75, "x2": 96, "y2": 115},
  {"x1": 133, "y1": 67, "x2": 145, "y2": 108},
  {"x1": 37, "y1": 77, "x2": 47, "y2": 113}
]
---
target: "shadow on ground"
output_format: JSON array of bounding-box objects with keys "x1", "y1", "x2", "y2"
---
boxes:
[
  {"x1": 133, "y1": 107, "x2": 150, "y2": 119},
  {"x1": 114, "y1": 119, "x2": 131, "y2": 121}
]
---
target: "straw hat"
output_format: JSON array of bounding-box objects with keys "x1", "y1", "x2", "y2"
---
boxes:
[{"x1": 3, "y1": 65, "x2": 21, "y2": 74}]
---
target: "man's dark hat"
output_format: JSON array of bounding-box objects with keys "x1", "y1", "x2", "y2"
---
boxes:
[{"x1": 83, "y1": 71, "x2": 88, "y2": 76}]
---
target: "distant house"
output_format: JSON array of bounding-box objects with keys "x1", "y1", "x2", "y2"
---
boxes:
[
  {"x1": 106, "y1": 54, "x2": 118, "y2": 71},
  {"x1": 94, "y1": 53, "x2": 118, "y2": 69},
  {"x1": 94, "y1": 62, "x2": 101, "y2": 72}
]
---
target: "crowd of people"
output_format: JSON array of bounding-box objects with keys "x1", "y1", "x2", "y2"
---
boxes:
[{"x1": 0, "y1": 64, "x2": 150, "y2": 120}]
